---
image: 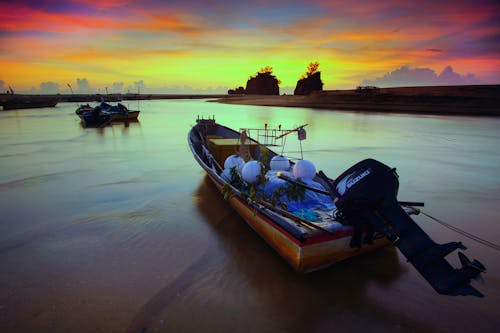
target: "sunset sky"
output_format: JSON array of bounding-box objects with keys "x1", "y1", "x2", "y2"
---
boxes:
[{"x1": 1, "y1": 0, "x2": 499, "y2": 93}]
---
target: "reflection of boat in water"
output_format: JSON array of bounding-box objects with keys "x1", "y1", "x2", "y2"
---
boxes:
[
  {"x1": 0, "y1": 94, "x2": 58, "y2": 110},
  {"x1": 76, "y1": 102, "x2": 140, "y2": 124},
  {"x1": 188, "y1": 117, "x2": 486, "y2": 297}
]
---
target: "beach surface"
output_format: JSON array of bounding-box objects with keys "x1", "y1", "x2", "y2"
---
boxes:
[
  {"x1": 215, "y1": 85, "x2": 500, "y2": 116},
  {"x1": 1, "y1": 100, "x2": 499, "y2": 332}
]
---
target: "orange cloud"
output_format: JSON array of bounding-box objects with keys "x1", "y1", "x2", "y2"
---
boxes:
[
  {"x1": 70, "y1": 0, "x2": 133, "y2": 10},
  {"x1": 0, "y1": 3, "x2": 203, "y2": 35},
  {"x1": 134, "y1": 12, "x2": 204, "y2": 35},
  {"x1": 0, "y1": 4, "x2": 124, "y2": 32}
]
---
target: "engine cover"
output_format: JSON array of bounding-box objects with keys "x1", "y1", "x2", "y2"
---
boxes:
[{"x1": 328, "y1": 159, "x2": 485, "y2": 297}]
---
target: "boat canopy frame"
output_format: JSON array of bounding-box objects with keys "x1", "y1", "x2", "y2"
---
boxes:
[{"x1": 240, "y1": 124, "x2": 308, "y2": 159}]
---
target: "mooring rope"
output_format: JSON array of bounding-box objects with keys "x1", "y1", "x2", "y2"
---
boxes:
[{"x1": 418, "y1": 210, "x2": 500, "y2": 252}]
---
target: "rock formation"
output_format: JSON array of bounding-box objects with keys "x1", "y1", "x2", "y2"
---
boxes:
[
  {"x1": 245, "y1": 68, "x2": 280, "y2": 95},
  {"x1": 294, "y1": 71, "x2": 323, "y2": 95}
]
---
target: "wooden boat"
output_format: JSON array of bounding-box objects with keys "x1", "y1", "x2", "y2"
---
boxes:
[
  {"x1": 188, "y1": 117, "x2": 486, "y2": 296},
  {"x1": 101, "y1": 102, "x2": 139, "y2": 121},
  {"x1": 106, "y1": 108, "x2": 140, "y2": 121},
  {"x1": 75, "y1": 102, "x2": 140, "y2": 121},
  {"x1": 189, "y1": 118, "x2": 395, "y2": 273},
  {"x1": 0, "y1": 95, "x2": 58, "y2": 110}
]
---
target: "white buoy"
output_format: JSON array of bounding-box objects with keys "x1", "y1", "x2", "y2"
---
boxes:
[
  {"x1": 224, "y1": 154, "x2": 245, "y2": 173},
  {"x1": 270, "y1": 155, "x2": 290, "y2": 171},
  {"x1": 293, "y1": 159, "x2": 316, "y2": 179},
  {"x1": 241, "y1": 160, "x2": 262, "y2": 183}
]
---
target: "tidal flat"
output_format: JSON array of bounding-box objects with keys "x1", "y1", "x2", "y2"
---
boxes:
[{"x1": 1, "y1": 99, "x2": 499, "y2": 332}]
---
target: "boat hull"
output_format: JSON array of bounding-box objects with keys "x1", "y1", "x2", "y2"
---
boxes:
[
  {"x1": 207, "y1": 172, "x2": 390, "y2": 272},
  {"x1": 79, "y1": 113, "x2": 111, "y2": 127},
  {"x1": 1, "y1": 100, "x2": 58, "y2": 110},
  {"x1": 75, "y1": 103, "x2": 140, "y2": 123},
  {"x1": 109, "y1": 110, "x2": 140, "y2": 121}
]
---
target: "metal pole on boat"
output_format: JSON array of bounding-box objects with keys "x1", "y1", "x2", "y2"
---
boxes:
[{"x1": 278, "y1": 172, "x2": 425, "y2": 207}]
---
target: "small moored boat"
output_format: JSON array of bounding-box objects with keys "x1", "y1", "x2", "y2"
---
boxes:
[
  {"x1": 78, "y1": 109, "x2": 111, "y2": 127},
  {"x1": 188, "y1": 117, "x2": 486, "y2": 297},
  {"x1": 101, "y1": 102, "x2": 140, "y2": 121},
  {"x1": 75, "y1": 102, "x2": 140, "y2": 121},
  {"x1": 1, "y1": 95, "x2": 58, "y2": 110}
]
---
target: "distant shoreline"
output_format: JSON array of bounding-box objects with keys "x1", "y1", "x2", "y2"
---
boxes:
[
  {"x1": 214, "y1": 85, "x2": 500, "y2": 117},
  {"x1": 0, "y1": 93, "x2": 233, "y2": 103},
  {"x1": 2, "y1": 85, "x2": 499, "y2": 116},
  {"x1": 0, "y1": 93, "x2": 239, "y2": 110}
]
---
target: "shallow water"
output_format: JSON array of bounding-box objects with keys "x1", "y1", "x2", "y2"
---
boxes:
[{"x1": 0, "y1": 100, "x2": 499, "y2": 333}]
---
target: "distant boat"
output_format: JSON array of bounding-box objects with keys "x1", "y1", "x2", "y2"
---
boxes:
[
  {"x1": 0, "y1": 94, "x2": 58, "y2": 110},
  {"x1": 75, "y1": 102, "x2": 140, "y2": 121},
  {"x1": 95, "y1": 94, "x2": 121, "y2": 102},
  {"x1": 123, "y1": 93, "x2": 153, "y2": 100},
  {"x1": 101, "y1": 102, "x2": 140, "y2": 121},
  {"x1": 77, "y1": 103, "x2": 111, "y2": 127}
]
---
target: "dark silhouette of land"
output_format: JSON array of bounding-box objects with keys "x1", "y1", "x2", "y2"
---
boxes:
[
  {"x1": 246, "y1": 72, "x2": 279, "y2": 95},
  {"x1": 295, "y1": 72, "x2": 323, "y2": 95},
  {"x1": 215, "y1": 85, "x2": 500, "y2": 116},
  {"x1": 0, "y1": 93, "x2": 239, "y2": 110},
  {"x1": 229, "y1": 63, "x2": 324, "y2": 96},
  {"x1": 2, "y1": 85, "x2": 499, "y2": 116},
  {"x1": 228, "y1": 66, "x2": 280, "y2": 95},
  {"x1": 294, "y1": 62, "x2": 323, "y2": 95}
]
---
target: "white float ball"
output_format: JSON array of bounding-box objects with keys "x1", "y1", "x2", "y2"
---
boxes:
[
  {"x1": 270, "y1": 155, "x2": 290, "y2": 171},
  {"x1": 241, "y1": 160, "x2": 262, "y2": 183},
  {"x1": 293, "y1": 159, "x2": 316, "y2": 179},
  {"x1": 224, "y1": 154, "x2": 245, "y2": 172}
]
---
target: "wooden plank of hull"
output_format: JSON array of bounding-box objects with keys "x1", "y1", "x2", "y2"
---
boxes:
[
  {"x1": 299, "y1": 236, "x2": 391, "y2": 273},
  {"x1": 207, "y1": 173, "x2": 391, "y2": 273},
  {"x1": 209, "y1": 174, "x2": 302, "y2": 268},
  {"x1": 110, "y1": 112, "x2": 139, "y2": 121},
  {"x1": 231, "y1": 194, "x2": 303, "y2": 269}
]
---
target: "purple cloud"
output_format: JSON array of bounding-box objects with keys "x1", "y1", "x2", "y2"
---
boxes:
[
  {"x1": 39, "y1": 81, "x2": 60, "y2": 94},
  {"x1": 361, "y1": 65, "x2": 482, "y2": 87},
  {"x1": 76, "y1": 78, "x2": 91, "y2": 93}
]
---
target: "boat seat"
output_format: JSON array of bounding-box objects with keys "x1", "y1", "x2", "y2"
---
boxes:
[{"x1": 207, "y1": 138, "x2": 259, "y2": 166}]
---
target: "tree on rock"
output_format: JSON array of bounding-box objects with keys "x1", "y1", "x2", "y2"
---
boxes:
[
  {"x1": 246, "y1": 66, "x2": 281, "y2": 95},
  {"x1": 294, "y1": 62, "x2": 323, "y2": 95}
]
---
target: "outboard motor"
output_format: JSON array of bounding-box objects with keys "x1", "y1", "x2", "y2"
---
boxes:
[{"x1": 322, "y1": 159, "x2": 485, "y2": 297}]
